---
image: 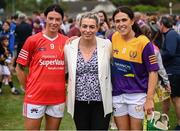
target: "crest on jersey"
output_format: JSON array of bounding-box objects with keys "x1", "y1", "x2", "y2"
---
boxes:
[{"x1": 129, "y1": 50, "x2": 137, "y2": 59}]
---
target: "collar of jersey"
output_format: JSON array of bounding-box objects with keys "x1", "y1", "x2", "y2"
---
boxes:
[{"x1": 43, "y1": 34, "x2": 58, "y2": 41}]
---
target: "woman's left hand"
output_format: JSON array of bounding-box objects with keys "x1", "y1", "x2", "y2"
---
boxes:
[{"x1": 144, "y1": 98, "x2": 154, "y2": 115}]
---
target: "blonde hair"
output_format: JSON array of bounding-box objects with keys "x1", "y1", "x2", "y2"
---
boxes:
[{"x1": 79, "y1": 12, "x2": 100, "y2": 26}]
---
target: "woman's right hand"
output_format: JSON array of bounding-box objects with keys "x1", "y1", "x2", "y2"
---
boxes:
[{"x1": 65, "y1": 36, "x2": 79, "y2": 45}]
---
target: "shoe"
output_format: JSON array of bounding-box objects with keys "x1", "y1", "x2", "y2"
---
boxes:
[
  {"x1": 110, "y1": 121, "x2": 117, "y2": 130},
  {"x1": 5, "y1": 79, "x2": 9, "y2": 85},
  {"x1": 0, "y1": 88, "x2": 2, "y2": 95},
  {"x1": 11, "y1": 87, "x2": 20, "y2": 95},
  {"x1": 20, "y1": 85, "x2": 25, "y2": 92},
  {"x1": 2, "y1": 78, "x2": 9, "y2": 85}
]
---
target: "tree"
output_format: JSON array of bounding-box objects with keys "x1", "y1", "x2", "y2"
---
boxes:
[
  {"x1": 110, "y1": 0, "x2": 179, "y2": 7},
  {"x1": 4, "y1": 0, "x2": 67, "y2": 15},
  {"x1": 0, "y1": 0, "x2": 6, "y2": 9}
]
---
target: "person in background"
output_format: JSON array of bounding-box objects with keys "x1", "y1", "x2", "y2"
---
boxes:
[
  {"x1": 64, "y1": 12, "x2": 112, "y2": 130},
  {"x1": 67, "y1": 14, "x2": 81, "y2": 37},
  {"x1": 10, "y1": 14, "x2": 18, "y2": 34},
  {"x1": 14, "y1": 13, "x2": 32, "y2": 92},
  {"x1": 159, "y1": 16, "x2": 180, "y2": 130},
  {"x1": 61, "y1": 14, "x2": 70, "y2": 35},
  {"x1": 140, "y1": 23, "x2": 171, "y2": 115},
  {"x1": 0, "y1": 20, "x2": 15, "y2": 58},
  {"x1": 15, "y1": 13, "x2": 32, "y2": 59},
  {"x1": 110, "y1": 6, "x2": 159, "y2": 130},
  {"x1": 0, "y1": 18, "x2": 2, "y2": 32},
  {"x1": 32, "y1": 19, "x2": 43, "y2": 34},
  {"x1": 0, "y1": 36, "x2": 20, "y2": 95},
  {"x1": 15, "y1": 4, "x2": 68, "y2": 130},
  {"x1": 148, "y1": 15, "x2": 163, "y2": 50},
  {"x1": 96, "y1": 10, "x2": 110, "y2": 38}
]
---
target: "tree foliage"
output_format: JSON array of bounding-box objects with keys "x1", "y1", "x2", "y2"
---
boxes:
[
  {"x1": 132, "y1": 5, "x2": 167, "y2": 13},
  {"x1": 111, "y1": 0, "x2": 179, "y2": 6},
  {"x1": 4, "y1": 0, "x2": 67, "y2": 15},
  {"x1": 2, "y1": 0, "x2": 180, "y2": 15},
  {"x1": 0, "y1": 0, "x2": 6, "y2": 9}
]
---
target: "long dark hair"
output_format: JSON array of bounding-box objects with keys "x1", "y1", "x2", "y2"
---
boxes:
[{"x1": 112, "y1": 6, "x2": 142, "y2": 37}]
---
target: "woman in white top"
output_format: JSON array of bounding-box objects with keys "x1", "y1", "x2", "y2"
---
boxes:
[{"x1": 64, "y1": 12, "x2": 112, "y2": 130}]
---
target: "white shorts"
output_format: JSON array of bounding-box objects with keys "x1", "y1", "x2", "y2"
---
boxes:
[
  {"x1": 23, "y1": 102, "x2": 65, "y2": 119},
  {"x1": 2, "y1": 65, "x2": 10, "y2": 75},
  {"x1": 0, "y1": 65, "x2": 2, "y2": 76},
  {"x1": 113, "y1": 93, "x2": 146, "y2": 119}
]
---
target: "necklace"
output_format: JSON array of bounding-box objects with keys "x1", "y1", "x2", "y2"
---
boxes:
[
  {"x1": 81, "y1": 47, "x2": 96, "y2": 54},
  {"x1": 79, "y1": 44, "x2": 97, "y2": 54}
]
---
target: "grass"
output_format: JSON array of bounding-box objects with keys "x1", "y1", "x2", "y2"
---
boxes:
[
  {"x1": 0, "y1": 75, "x2": 76, "y2": 130},
  {"x1": 0, "y1": 75, "x2": 177, "y2": 130}
]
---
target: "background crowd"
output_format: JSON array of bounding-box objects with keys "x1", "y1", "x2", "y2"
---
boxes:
[{"x1": 0, "y1": 3, "x2": 180, "y2": 130}]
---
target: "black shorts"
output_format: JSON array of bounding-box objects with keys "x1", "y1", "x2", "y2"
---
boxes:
[{"x1": 169, "y1": 74, "x2": 180, "y2": 97}]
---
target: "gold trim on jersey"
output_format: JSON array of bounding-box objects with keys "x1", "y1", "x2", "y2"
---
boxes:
[
  {"x1": 149, "y1": 55, "x2": 157, "y2": 64},
  {"x1": 112, "y1": 32, "x2": 150, "y2": 64}
]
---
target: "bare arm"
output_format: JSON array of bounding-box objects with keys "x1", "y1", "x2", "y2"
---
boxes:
[
  {"x1": 144, "y1": 71, "x2": 158, "y2": 114},
  {"x1": 15, "y1": 64, "x2": 27, "y2": 88}
]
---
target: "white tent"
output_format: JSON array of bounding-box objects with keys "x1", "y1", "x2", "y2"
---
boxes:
[{"x1": 91, "y1": 2, "x2": 116, "y2": 14}]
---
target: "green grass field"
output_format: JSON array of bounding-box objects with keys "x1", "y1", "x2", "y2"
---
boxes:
[{"x1": 0, "y1": 75, "x2": 177, "y2": 130}]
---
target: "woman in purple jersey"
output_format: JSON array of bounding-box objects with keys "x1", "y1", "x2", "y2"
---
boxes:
[{"x1": 111, "y1": 6, "x2": 159, "y2": 130}]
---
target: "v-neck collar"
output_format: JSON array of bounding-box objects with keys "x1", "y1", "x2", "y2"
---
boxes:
[{"x1": 43, "y1": 33, "x2": 58, "y2": 41}]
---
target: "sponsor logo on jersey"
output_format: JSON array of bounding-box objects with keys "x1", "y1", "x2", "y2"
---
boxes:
[
  {"x1": 113, "y1": 49, "x2": 119, "y2": 54},
  {"x1": 38, "y1": 47, "x2": 46, "y2": 51},
  {"x1": 39, "y1": 59, "x2": 64, "y2": 67}
]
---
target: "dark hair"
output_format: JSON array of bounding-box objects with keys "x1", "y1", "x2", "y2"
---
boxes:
[
  {"x1": 34, "y1": 19, "x2": 40, "y2": 24},
  {"x1": 33, "y1": 11, "x2": 40, "y2": 15},
  {"x1": 0, "y1": 36, "x2": 9, "y2": 42},
  {"x1": 112, "y1": 6, "x2": 142, "y2": 37},
  {"x1": 98, "y1": 10, "x2": 110, "y2": 27},
  {"x1": 160, "y1": 16, "x2": 173, "y2": 28},
  {"x1": 140, "y1": 24, "x2": 152, "y2": 40},
  {"x1": 11, "y1": 14, "x2": 18, "y2": 20},
  {"x1": 44, "y1": 4, "x2": 64, "y2": 19}
]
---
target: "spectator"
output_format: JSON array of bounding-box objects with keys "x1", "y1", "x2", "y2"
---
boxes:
[
  {"x1": 0, "y1": 36, "x2": 20, "y2": 95},
  {"x1": 0, "y1": 20, "x2": 15, "y2": 57},
  {"x1": 15, "y1": 13, "x2": 32, "y2": 58},
  {"x1": 67, "y1": 13, "x2": 81, "y2": 37},
  {"x1": 140, "y1": 23, "x2": 171, "y2": 115},
  {"x1": 32, "y1": 19, "x2": 42, "y2": 34},
  {"x1": 159, "y1": 16, "x2": 180, "y2": 130},
  {"x1": 96, "y1": 10, "x2": 110, "y2": 38}
]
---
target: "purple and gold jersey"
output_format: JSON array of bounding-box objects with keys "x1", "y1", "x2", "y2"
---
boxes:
[{"x1": 111, "y1": 32, "x2": 159, "y2": 96}]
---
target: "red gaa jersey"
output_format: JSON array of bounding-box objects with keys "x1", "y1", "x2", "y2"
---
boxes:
[{"x1": 16, "y1": 32, "x2": 68, "y2": 105}]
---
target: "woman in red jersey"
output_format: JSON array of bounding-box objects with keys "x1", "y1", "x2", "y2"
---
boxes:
[{"x1": 15, "y1": 4, "x2": 68, "y2": 130}]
